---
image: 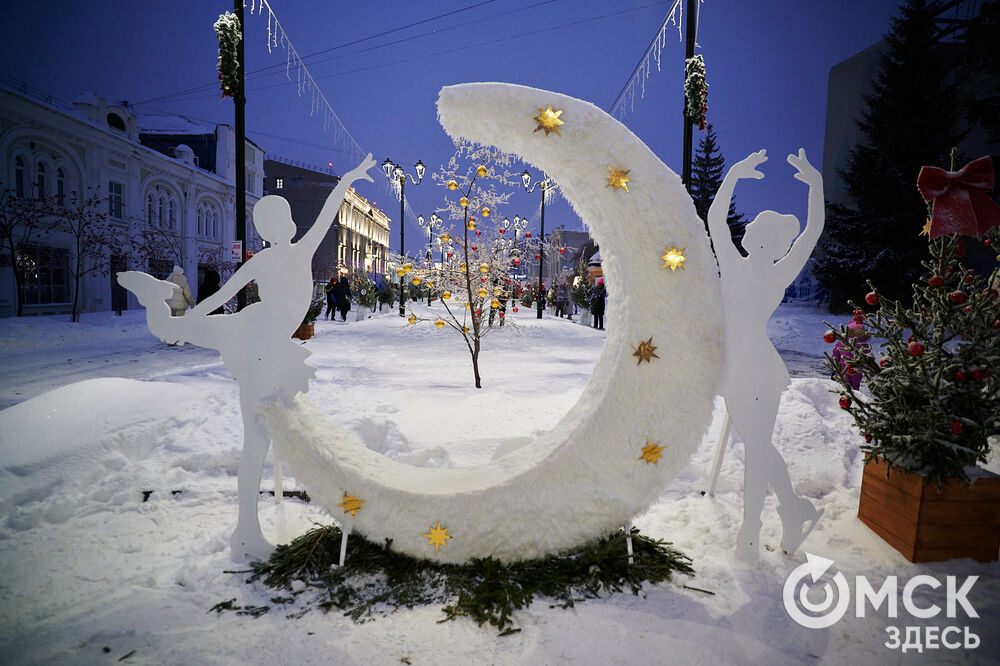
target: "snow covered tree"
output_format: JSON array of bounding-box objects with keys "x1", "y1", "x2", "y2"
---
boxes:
[
  {"x1": 815, "y1": 0, "x2": 965, "y2": 311},
  {"x1": 688, "y1": 124, "x2": 747, "y2": 254},
  {"x1": 824, "y1": 158, "x2": 1000, "y2": 488},
  {"x1": 405, "y1": 140, "x2": 518, "y2": 388}
]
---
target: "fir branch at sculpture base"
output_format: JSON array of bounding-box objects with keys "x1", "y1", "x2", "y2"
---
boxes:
[
  {"x1": 214, "y1": 11, "x2": 242, "y2": 99},
  {"x1": 823, "y1": 227, "x2": 1000, "y2": 490},
  {"x1": 218, "y1": 524, "x2": 693, "y2": 634}
]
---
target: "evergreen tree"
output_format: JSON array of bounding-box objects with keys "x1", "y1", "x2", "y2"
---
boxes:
[
  {"x1": 689, "y1": 124, "x2": 748, "y2": 254},
  {"x1": 814, "y1": 0, "x2": 965, "y2": 311},
  {"x1": 824, "y1": 223, "x2": 1000, "y2": 488}
]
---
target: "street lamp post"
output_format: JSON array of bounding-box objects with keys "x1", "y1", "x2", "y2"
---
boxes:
[
  {"x1": 382, "y1": 157, "x2": 425, "y2": 317},
  {"x1": 420, "y1": 213, "x2": 442, "y2": 305},
  {"x1": 521, "y1": 170, "x2": 554, "y2": 319}
]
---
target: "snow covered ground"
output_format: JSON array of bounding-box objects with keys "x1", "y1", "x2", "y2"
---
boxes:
[{"x1": 1, "y1": 302, "x2": 997, "y2": 665}]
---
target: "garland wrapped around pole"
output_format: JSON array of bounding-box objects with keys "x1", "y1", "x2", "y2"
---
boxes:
[
  {"x1": 684, "y1": 54, "x2": 707, "y2": 130},
  {"x1": 214, "y1": 11, "x2": 242, "y2": 99}
]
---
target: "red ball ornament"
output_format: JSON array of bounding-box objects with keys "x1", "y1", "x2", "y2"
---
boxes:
[
  {"x1": 476, "y1": 230, "x2": 481, "y2": 236},
  {"x1": 823, "y1": 330, "x2": 836, "y2": 344},
  {"x1": 880, "y1": 358, "x2": 890, "y2": 368},
  {"x1": 986, "y1": 238, "x2": 993, "y2": 247},
  {"x1": 513, "y1": 307, "x2": 518, "y2": 313},
  {"x1": 864, "y1": 433, "x2": 873, "y2": 443},
  {"x1": 994, "y1": 320, "x2": 1000, "y2": 328},
  {"x1": 471, "y1": 245, "x2": 477, "y2": 250},
  {"x1": 965, "y1": 305, "x2": 973, "y2": 313},
  {"x1": 535, "y1": 254, "x2": 541, "y2": 260},
  {"x1": 954, "y1": 370, "x2": 966, "y2": 382},
  {"x1": 949, "y1": 291, "x2": 968, "y2": 305},
  {"x1": 512, "y1": 258, "x2": 520, "y2": 266},
  {"x1": 908, "y1": 341, "x2": 925, "y2": 356},
  {"x1": 846, "y1": 365, "x2": 857, "y2": 376},
  {"x1": 971, "y1": 369, "x2": 985, "y2": 381},
  {"x1": 446, "y1": 252, "x2": 453, "y2": 258},
  {"x1": 865, "y1": 292, "x2": 878, "y2": 305},
  {"x1": 499, "y1": 228, "x2": 506, "y2": 234},
  {"x1": 951, "y1": 419, "x2": 963, "y2": 435},
  {"x1": 475, "y1": 309, "x2": 482, "y2": 315},
  {"x1": 929, "y1": 275, "x2": 945, "y2": 288},
  {"x1": 481, "y1": 278, "x2": 487, "y2": 283},
  {"x1": 839, "y1": 396, "x2": 851, "y2": 410},
  {"x1": 525, "y1": 232, "x2": 531, "y2": 238},
  {"x1": 499, "y1": 311, "x2": 505, "y2": 317},
  {"x1": 559, "y1": 247, "x2": 565, "y2": 254}
]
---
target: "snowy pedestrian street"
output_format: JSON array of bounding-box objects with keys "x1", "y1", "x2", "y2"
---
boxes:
[{"x1": 1, "y1": 303, "x2": 997, "y2": 664}]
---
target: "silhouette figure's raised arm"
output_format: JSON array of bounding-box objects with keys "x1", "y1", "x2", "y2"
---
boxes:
[
  {"x1": 709, "y1": 150, "x2": 767, "y2": 271},
  {"x1": 774, "y1": 149, "x2": 824, "y2": 286},
  {"x1": 299, "y1": 154, "x2": 376, "y2": 256}
]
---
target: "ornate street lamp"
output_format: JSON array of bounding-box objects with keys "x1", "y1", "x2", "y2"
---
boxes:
[
  {"x1": 419, "y1": 213, "x2": 442, "y2": 305},
  {"x1": 521, "y1": 170, "x2": 555, "y2": 319},
  {"x1": 381, "y1": 158, "x2": 424, "y2": 316}
]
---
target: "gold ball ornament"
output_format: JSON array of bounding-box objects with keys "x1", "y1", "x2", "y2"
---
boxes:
[
  {"x1": 467, "y1": 219, "x2": 476, "y2": 230},
  {"x1": 442, "y1": 290, "x2": 451, "y2": 300},
  {"x1": 464, "y1": 302, "x2": 471, "y2": 310},
  {"x1": 434, "y1": 319, "x2": 446, "y2": 329},
  {"x1": 459, "y1": 263, "x2": 467, "y2": 272},
  {"x1": 426, "y1": 280, "x2": 434, "y2": 287},
  {"x1": 440, "y1": 232, "x2": 451, "y2": 243},
  {"x1": 491, "y1": 298, "x2": 500, "y2": 308},
  {"x1": 480, "y1": 206, "x2": 491, "y2": 217},
  {"x1": 412, "y1": 276, "x2": 422, "y2": 285},
  {"x1": 403, "y1": 263, "x2": 413, "y2": 273},
  {"x1": 447, "y1": 179, "x2": 458, "y2": 191},
  {"x1": 407, "y1": 314, "x2": 417, "y2": 324},
  {"x1": 459, "y1": 196, "x2": 469, "y2": 208},
  {"x1": 479, "y1": 263, "x2": 489, "y2": 274},
  {"x1": 396, "y1": 268, "x2": 405, "y2": 277},
  {"x1": 477, "y1": 288, "x2": 488, "y2": 299},
  {"x1": 476, "y1": 165, "x2": 487, "y2": 177}
]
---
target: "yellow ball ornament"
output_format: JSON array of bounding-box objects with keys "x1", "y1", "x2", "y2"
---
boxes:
[
  {"x1": 477, "y1": 288, "x2": 488, "y2": 299},
  {"x1": 442, "y1": 290, "x2": 451, "y2": 300},
  {"x1": 426, "y1": 280, "x2": 434, "y2": 288},
  {"x1": 491, "y1": 298, "x2": 500, "y2": 308},
  {"x1": 467, "y1": 219, "x2": 476, "y2": 230},
  {"x1": 403, "y1": 263, "x2": 413, "y2": 273},
  {"x1": 407, "y1": 314, "x2": 417, "y2": 324},
  {"x1": 493, "y1": 287, "x2": 502, "y2": 296},
  {"x1": 481, "y1": 207, "x2": 491, "y2": 218},
  {"x1": 434, "y1": 319, "x2": 446, "y2": 329},
  {"x1": 447, "y1": 179, "x2": 458, "y2": 191},
  {"x1": 396, "y1": 268, "x2": 405, "y2": 277},
  {"x1": 412, "y1": 276, "x2": 422, "y2": 285},
  {"x1": 459, "y1": 197, "x2": 469, "y2": 208},
  {"x1": 440, "y1": 232, "x2": 451, "y2": 243},
  {"x1": 479, "y1": 263, "x2": 489, "y2": 274},
  {"x1": 476, "y1": 165, "x2": 487, "y2": 177}
]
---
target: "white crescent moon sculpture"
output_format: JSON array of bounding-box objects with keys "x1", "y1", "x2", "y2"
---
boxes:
[{"x1": 267, "y1": 82, "x2": 724, "y2": 563}]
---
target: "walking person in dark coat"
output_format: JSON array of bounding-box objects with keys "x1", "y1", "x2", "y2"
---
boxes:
[
  {"x1": 324, "y1": 276, "x2": 337, "y2": 320},
  {"x1": 589, "y1": 277, "x2": 606, "y2": 330},
  {"x1": 331, "y1": 275, "x2": 352, "y2": 321},
  {"x1": 197, "y1": 268, "x2": 224, "y2": 315}
]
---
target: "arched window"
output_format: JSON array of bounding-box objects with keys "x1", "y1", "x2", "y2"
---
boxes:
[
  {"x1": 147, "y1": 194, "x2": 155, "y2": 226},
  {"x1": 107, "y1": 113, "x2": 126, "y2": 131},
  {"x1": 35, "y1": 163, "x2": 46, "y2": 200},
  {"x1": 212, "y1": 211, "x2": 219, "y2": 239},
  {"x1": 14, "y1": 156, "x2": 26, "y2": 198},
  {"x1": 197, "y1": 207, "x2": 204, "y2": 236},
  {"x1": 168, "y1": 199, "x2": 176, "y2": 230},
  {"x1": 56, "y1": 168, "x2": 65, "y2": 204}
]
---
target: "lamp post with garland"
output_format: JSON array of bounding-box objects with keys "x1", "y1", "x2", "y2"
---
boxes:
[
  {"x1": 381, "y1": 158, "x2": 425, "y2": 317},
  {"x1": 520, "y1": 170, "x2": 555, "y2": 319}
]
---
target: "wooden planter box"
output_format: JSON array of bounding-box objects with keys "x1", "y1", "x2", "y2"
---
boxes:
[
  {"x1": 292, "y1": 323, "x2": 314, "y2": 340},
  {"x1": 858, "y1": 458, "x2": 1000, "y2": 563}
]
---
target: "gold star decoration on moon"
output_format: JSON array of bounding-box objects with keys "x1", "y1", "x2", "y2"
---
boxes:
[
  {"x1": 638, "y1": 440, "x2": 666, "y2": 465},
  {"x1": 423, "y1": 521, "x2": 453, "y2": 552},
  {"x1": 920, "y1": 218, "x2": 932, "y2": 236},
  {"x1": 533, "y1": 106, "x2": 565, "y2": 136},
  {"x1": 661, "y1": 246, "x2": 686, "y2": 271},
  {"x1": 606, "y1": 166, "x2": 631, "y2": 192},
  {"x1": 337, "y1": 493, "x2": 365, "y2": 518},
  {"x1": 632, "y1": 337, "x2": 660, "y2": 364}
]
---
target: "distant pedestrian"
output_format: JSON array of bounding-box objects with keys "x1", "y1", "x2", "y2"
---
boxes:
[
  {"x1": 197, "y1": 268, "x2": 224, "y2": 315},
  {"x1": 325, "y1": 276, "x2": 337, "y2": 320},
  {"x1": 554, "y1": 283, "x2": 569, "y2": 318},
  {"x1": 589, "y1": 277, "x2": 606, "y2": 330},
  {"x1": 165, "y1": 265, "x2": 195, "y2": 317},
  {"x1": 331, "y1": 275, "x2": 352, "y2": 321}
]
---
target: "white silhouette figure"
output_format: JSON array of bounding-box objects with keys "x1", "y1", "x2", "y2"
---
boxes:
[
  {"x1": 119, "y1": 154, "x2": 375, "y2": 560},
  {"x1": 708, "y1": 148, "x2": 824, "y2": 559}
]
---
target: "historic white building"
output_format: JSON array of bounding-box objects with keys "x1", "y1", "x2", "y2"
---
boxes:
[{"x1": 0, "y1": 82, "x2": 263, "y2": 317}]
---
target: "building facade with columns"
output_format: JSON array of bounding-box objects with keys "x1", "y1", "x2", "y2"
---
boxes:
[{"x1": 0, "y1": 82, "x2": 263, "y2": 317}]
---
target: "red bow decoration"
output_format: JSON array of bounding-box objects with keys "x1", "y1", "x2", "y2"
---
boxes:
[{"x1": 917, "y1": 156, "x2": 1000, "y2": 239}]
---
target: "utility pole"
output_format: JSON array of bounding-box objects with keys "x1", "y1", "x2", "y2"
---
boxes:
[
  {"x1": 681, "y1": 0, "x2": 698, "y2": 190},
  {"x1": 234, "y1": 0, "x2": 247, "y2": 310}
]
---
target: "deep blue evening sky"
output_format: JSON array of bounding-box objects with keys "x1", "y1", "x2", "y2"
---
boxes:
[{"x1": 4, "y1": 0, "x2": 904, "y2": 252}]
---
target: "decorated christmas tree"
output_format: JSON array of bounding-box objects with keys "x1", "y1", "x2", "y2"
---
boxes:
[{"x1": 824, "y1": 154, "x2": 1000, "y2": 488}]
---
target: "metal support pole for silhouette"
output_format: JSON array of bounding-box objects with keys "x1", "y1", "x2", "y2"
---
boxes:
[
  {"x1": 706, "y1": 408, "x2": 733, "y2": 497},
  {"x1": 536, "y1": 184, "x2": 546, "y2": 319},
  {"x1": 234, "y1": 0, "x2": 247, "y2": 311},
  {"x1": 681, "y1": 0, "x2": 698, "y2": 191}
]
